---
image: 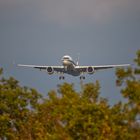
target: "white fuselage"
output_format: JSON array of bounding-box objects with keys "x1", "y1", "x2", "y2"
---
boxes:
[
  {"x1": 62, "y1": 55, "x2": 76, "y2": 67},
  {"x1": 62, "y1": 59, "x2": 72, "y2": 66},
  {"x1": 62, "y1": 55, "x2": 76, "y2": 66},
  {"x1": 61, "y1": 55, "x2": 80, "y2": 76}
]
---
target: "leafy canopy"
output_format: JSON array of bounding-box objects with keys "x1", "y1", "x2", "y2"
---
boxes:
[{"x1": 0, "y1": 50, "x2": 140, "y2": 139}]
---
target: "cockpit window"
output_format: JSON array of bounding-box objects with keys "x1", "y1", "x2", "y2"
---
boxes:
[{"x1": 64, "y1": 57, "x2": 69, "y2": 59}]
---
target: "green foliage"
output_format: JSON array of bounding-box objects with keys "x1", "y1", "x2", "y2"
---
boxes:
[
  {"x1": 116, "y1": 50, "x2": 140, "y2": 104},
  {"x1": 0, "y1": 68, "x2": 3, "y2": 75},
  {"x1": 116, "y1": 50, "x2": 140, "y2": 139},
  {"x1": 82, "y1": 81, "x2": 100, "y2": 103},
  {"x1": 0, "y1": 73, "x2": 42, "y2": 139}
]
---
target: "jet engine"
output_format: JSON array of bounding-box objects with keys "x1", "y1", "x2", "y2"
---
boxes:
[
  {"x1": 47, "y1": 67, "x2": 54, "y2": 75},
  {"x1": 87, "y1": 67, "x2": 94, "y2": 74}
]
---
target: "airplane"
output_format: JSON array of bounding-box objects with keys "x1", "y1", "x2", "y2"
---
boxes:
[{"x1": 18, "y1": 55, "x2": 130, "y2": 80}]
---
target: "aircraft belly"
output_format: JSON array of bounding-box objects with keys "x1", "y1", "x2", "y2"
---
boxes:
[{"x1": 64, "y1": 65, "x2": 80, "y2": 76}]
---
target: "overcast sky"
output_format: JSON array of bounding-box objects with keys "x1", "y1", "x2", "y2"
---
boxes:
[{"x1": 0, "y1": 0, "x2": 140, "y2": 104}]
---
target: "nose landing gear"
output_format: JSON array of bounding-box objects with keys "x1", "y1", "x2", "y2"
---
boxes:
[{"x1": 80, "y1": 76, "x2": 85, "y2": 80}]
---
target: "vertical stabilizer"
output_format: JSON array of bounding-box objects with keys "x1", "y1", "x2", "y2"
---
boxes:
[{"x1": 76, "y1": 53, "x2": 80, "y2": 66}]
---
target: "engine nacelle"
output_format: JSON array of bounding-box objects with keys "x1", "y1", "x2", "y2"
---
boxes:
[
  {"x1": 47, "y1": 67, "x2": 54, "y2": 75},
  {"x1": 87, "y1": 67, "x2": 94, "y2": 74}
]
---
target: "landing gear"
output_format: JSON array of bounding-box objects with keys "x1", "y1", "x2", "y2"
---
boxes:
[
  {"x1": 80, "y1": 76, "x2": 85, "y2": 80},
  {"x1": 59, "y1": 76, "x2": 65, "y2": 80}
]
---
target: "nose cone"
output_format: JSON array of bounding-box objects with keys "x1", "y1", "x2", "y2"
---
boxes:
[
  {"x1": 62, "y1": 60, "x2": 71, "y2": 66},
  {"x1": 61, "y1": 55, "x2": 72, "y2": 66}
]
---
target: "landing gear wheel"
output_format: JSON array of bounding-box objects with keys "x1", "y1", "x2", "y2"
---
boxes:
[
  {"x1": 59, "y1": 76, "x2": 65, "y2": 80},
  {"x1": 62, "y1": 76, "x2": 65, "y2": 80},
  {"x1": 80, "y1": 76, "x2": 85, "y2": 80}
]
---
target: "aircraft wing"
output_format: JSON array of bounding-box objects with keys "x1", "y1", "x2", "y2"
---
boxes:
[
  {"x1": 17, "y1": 64, "x2": 64, "y2": 73},
  {"x1": 76, "y1": 64, "x2": 130, "y2": 73}
]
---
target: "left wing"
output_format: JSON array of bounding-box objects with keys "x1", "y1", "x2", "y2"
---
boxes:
[
  {"x1": 17, "y1": 64, "x2": 64, "y2": 73},
  {"x1": 75, "y1": 64, "x2": 130, "y2": 73}
]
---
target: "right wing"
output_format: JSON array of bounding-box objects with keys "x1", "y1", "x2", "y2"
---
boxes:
[
  {"x1": 75, "y1": 64, "x2": 130, "y2": 73},
  {"x1": 17, "y1": 64, "x2": 65, "y2": 73}
]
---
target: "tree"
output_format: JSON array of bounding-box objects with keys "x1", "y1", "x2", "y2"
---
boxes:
[
  {"x1": 37, "y1": 82, "x2": 133, "y2": 140},
  {"x1": 116, "y1": 50, "x2": 140, "y2": 139},
  {"x1": 0, "y1": 69, "x2": 42, "y2": 140}
]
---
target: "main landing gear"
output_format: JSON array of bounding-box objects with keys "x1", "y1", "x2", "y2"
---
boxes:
[
  {"x1": 80, "y1": 76, "x2": 85, "y2": 80},
  {"x1": 58, "y1": 75, "x2": 85, "y2": 80},
  {"x1": 59, "y1": 76, "x2": 65, "y2": 80}
]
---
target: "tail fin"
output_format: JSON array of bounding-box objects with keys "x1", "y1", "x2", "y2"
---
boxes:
[{"x1": 76, "y1": 53, "x2": 80, "y2": 66}]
